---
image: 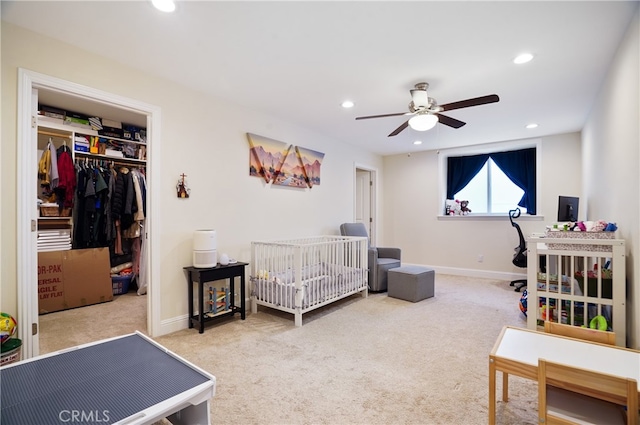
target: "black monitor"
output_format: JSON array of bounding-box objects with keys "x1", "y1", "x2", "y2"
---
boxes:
[{"x1": 557, "y1": 196, "x2": 579, "y2": 222}]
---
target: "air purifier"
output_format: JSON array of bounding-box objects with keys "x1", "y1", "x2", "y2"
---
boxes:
[{"x1": 193, "y1": 230, "x2": 217, "y2": 268}]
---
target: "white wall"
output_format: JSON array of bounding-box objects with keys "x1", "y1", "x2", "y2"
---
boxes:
[
  {"x1": 382, "y1": 133, "x2": 582, "y2": 278},
  {"x1": 0, "y1": 23, "x2": 382, "y2": 330},
  {"x1": 582, "y1": 9, "x2": 639, "y2": 348}
]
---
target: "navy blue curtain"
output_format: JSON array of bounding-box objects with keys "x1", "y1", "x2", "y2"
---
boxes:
[
  {"x1": 446, "y1": 154, "x2": 489, "y2": 199},
  {"x1": 491, "y1": 148, "x2": 536, "y2": 214}
]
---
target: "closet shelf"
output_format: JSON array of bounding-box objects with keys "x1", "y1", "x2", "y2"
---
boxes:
[
  {"x1": 38, "y1": 118, "x2": 146, "y2": 146},
  {"x1": 74, "y1": 151, "x2": 146, "y2": 165}
]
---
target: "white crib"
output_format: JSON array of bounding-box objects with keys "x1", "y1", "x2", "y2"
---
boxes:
[{"x1": 250, "y1": 236, "x2": 369, "y2": 326}]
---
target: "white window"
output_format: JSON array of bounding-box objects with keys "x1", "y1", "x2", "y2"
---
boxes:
[
  {"x1": 439, "y1": 138, "x2": 541, "y2": 217},
  {"x1": 454, "y1": 158, "x2": 527, "y2": 214}
]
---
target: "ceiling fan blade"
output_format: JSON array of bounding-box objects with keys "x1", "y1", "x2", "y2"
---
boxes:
[
  {"x1": 388, "y1": 120, "x2": 409, "y2": 137},
  {"x1": 355, "y1": 112, "x2": 407, "y2": 120},
  {"x1": 440, "y1": 94, "x2": 500, "y2": 112},
  {"x1": 436, "y1": 113, "x2": 466, "y2": 129}
]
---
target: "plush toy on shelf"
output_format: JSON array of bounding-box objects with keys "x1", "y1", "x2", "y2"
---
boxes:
[
  {"x1": 445, "y1": 199, "x2": 461, "y2": 216},
  {"x1": 460, "y1": 200, "x2": 472, "y2": 215},
  {"x1": 445, "y1": 199, "x2": 472, "y2": 216}
]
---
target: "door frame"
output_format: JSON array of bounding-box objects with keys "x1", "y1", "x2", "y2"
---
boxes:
[
  {"x1": 353, "y1": 163, "x2": 378, "y2": 245},
  {"x1": 17, "y1": 68, "x2": 162, "y2": 358}
]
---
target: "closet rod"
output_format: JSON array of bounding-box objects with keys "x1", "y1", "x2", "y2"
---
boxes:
[
  {"x1": 112, "y1": 161, "x2": 146, "y2": 169},
  {"x1": 74, "y1": 158, "x2": 146, "y2": 169},
  {"x1": 38, "y1": 130, "x2": 72, "y2": 139}
]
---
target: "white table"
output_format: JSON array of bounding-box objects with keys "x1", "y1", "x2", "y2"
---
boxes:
[
  {"x1": 489, "y1": 326, "x2": 640, "y2": 424},
  {"x1": 0, "y1": 332, "x2": 215, "y2": 425}
]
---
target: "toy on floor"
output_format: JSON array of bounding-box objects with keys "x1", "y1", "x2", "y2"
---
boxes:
[
  {"x1": 0, "y1": 312, "x2": 17, "y2": 345},
  {"x1": 519, "y1": 289, "x2": 528, "y2": 317}
]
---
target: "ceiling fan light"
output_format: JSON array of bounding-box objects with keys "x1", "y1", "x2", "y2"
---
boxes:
[
  {"x1": 152, "y1": 0, "x2": 175, "y2": 12},
  {"x1": 410, "y1": 89, "x2": 429, "y2": 108},
  {"x1": 514, "y1": 53, "x2": 534, "y2": 64},
  {"x1": 408, "y1": 114, "x2": 438, "y2": 131}
]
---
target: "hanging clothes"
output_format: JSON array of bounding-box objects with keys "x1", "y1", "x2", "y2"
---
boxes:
[
  {"x1": 55, "y1": 145, "x2": 76, "y2": 209},
  {"x1": 38, "y1": 146, "x2": 52, "y2": 185},
  {"x1": 111, "y1": 167, "x2": 127, "y2": 255},
  {"x1": 103, "y1": 164, "x2": 116, "y2": 242},
  {"x1": 48, "y1": 140, "x2": 59, "y2": 190}
]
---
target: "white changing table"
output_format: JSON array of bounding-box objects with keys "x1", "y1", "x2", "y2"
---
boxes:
[{"x1": 0, "y1": 331, "x2": 215, "y2": 425}]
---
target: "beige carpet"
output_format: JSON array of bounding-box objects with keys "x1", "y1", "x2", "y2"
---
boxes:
[{"x1": 39, "y1": 275, "x2": 538, "y2": 424}]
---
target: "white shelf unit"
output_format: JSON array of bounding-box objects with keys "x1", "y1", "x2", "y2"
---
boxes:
[
  {"x1": 526, "y1": 237, "x2": 626, "y2": 346},
  {"x1": 38, "y1": 116, "x2": 146, "y2": 166}
]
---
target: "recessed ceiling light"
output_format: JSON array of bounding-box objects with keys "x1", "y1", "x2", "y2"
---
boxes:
[
  {"x1": 413, "y1": 140, "x2": 423, "y2": 145},
  {"x1": 514, "y1": 53, "x2": 534, "y2": 64},
  {"x1": 152, "y1": 0, "x2": 175, "y2": 13},
  {"x1": 341, "y1": 100, "x2": 354, "y2": 108},
  {"x1": 526, "y1": 123, "x2": 538, "y2": 129}
]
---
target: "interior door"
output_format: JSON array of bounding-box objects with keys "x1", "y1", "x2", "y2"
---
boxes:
[{"x1": 355, "y1": 168, "x2": 373, "y2": 241}]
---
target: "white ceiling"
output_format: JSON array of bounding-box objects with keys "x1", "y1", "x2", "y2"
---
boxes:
[{"x1": 2, "y1": 1, "x2": 638, "y2": 156}]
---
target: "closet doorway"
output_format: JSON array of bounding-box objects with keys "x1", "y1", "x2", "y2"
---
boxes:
[
  {"x1": 17, "y1": 69, "x2": 161, "y2": 359},
  {"x1": 354, "y1": 165, "x2": 377, "y2": 245}
]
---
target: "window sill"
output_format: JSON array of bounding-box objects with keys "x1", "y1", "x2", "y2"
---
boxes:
[{"x1": 437, "y1": 214, "x2": 545, "y2": 221}]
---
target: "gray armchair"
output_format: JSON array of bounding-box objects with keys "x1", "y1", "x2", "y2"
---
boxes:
[{"x1": 339, "y1": 223, "x2": 401, "y2": 292}]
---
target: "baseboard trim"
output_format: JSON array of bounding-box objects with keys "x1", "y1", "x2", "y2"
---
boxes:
[
  {"x1": 158, "y1": 314, "x2": 189, "y2": 337},
  {"x1": 401, "y1": 263, "x2": 526, "y2": 282}
]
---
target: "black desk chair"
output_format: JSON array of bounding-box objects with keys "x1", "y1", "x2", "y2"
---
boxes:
[{"x1": 509, "y1": 208, "x2": 527, "y2": 292}]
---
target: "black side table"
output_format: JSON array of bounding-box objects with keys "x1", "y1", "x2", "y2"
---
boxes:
[{"x1": 184, "y1": 262, "x2": 248, "y2": 333}]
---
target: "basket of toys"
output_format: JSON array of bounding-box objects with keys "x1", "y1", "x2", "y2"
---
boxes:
[
  {"x1": 1, "y1": 338, "x2": 22, "y2": 366},
  {"x1": 546, "y1": 220, "x2": 617, "y2": 252},
  {"x1": 574, "y1": 269, "x2": 613, "y2": 299},
  {"x1": 545, "y1": 230, "x2": 616, "y2": 252},
  {"x1": 111, "y1": 273, "x2": 133, "y2": 295}
]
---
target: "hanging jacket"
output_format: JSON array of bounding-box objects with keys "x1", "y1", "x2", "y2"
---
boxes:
[
  {"x1": 38, "y1": 148, "x2": 51, "y2": 185},
  {"x1": 56, "y1": 149, "x2": 76, "y2": 208},
  {"x1": 111, "y1": 169, "x2": 125, "y2": 220},
  {"x1": 48, "y1": 142, "x2": 59, "y2": 189}
]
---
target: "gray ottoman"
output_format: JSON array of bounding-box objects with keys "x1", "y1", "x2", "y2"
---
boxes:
[{"x1": 387, "y1": 266, "x2": 435, "y2": 302}]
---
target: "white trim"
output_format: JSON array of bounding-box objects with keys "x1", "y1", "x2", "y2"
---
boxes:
[
  {"x1": 17, "y1": 69, "x2": 162, "y2": 358},
  {"x1": 17, "y1": 70, "x2": 39, "y2": 358},
  {"x1": 437, "y1": 214, "x2": 545, "y2": 221},
  {"x1": 353, "y1": 162, "x2": 378, "y2": 245},
  {"x1": 159, "y1": 315, "x2": 191, "y2": 336},
  {"x1": 402, "y1": 262, "x2": 526, "y2": 281}
]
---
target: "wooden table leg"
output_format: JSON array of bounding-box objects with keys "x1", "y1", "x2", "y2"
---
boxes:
[
  {"x1": 187, "y1": 272, "x2": 194, "y2": 329},
  {"x1": 198, "y1": 280, "x2": 205, "y2": 334},
  {"x1": 240, "y1": 273, "x2": 246, "y2": 319},
  {"x1": 502, "y1": 372, "x2": 509, "y2": 402},
  {"x1": 489, "y1": 357, "x2": 496, "y2": 425}
]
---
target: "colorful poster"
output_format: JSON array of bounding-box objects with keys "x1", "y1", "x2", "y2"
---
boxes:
[
  {"x1": 295, "y1": 146, "x2": 325, "y2": 187},
  {"x1": 247, "y1": 133, "x2": 289, "y2": 183}
]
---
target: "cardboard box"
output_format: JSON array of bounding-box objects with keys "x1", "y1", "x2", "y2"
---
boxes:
[{"x1": 38, "y1": 248, "x2": 114, "y2": 314}]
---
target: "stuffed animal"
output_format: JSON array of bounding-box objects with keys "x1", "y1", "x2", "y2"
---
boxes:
[
  {"x1": 460, "y1": 200, "x2": 472, "y2": 215},
  {"x1": 445, "y1": 199, "x2": 458, "y2": 216}
]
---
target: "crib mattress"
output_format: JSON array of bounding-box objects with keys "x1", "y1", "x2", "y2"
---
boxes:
[{"x1": 253, "y1": 263, "x2": 365, "y2": 309}]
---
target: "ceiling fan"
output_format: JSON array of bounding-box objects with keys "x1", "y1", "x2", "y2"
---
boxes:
[{"x1": 355, "y1": 82, "x2": 499, "y2": 137}]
